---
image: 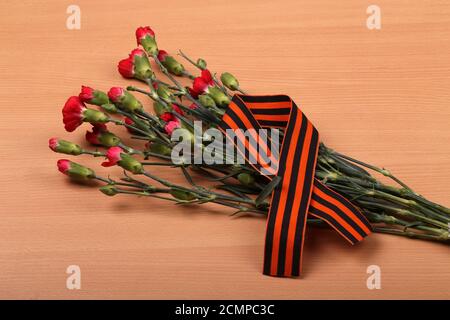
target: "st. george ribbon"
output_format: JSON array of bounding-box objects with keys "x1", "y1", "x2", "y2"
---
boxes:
[{"x1": 218, "y1": 95, "x2": 373, "y2": 277}]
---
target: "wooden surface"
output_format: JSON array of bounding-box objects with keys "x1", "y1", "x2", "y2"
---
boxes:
[{"x1": 0, "y1": 0, "x2": 449, "y2": 299}]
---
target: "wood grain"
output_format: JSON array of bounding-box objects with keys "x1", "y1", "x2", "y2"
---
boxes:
[{"x1": 0, "y1": 0, "x2": 449, "y2": 299}]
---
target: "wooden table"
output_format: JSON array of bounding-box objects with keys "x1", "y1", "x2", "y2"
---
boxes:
[{"x1": 0, "y1": 0, "x2": 448, "y2": 299}]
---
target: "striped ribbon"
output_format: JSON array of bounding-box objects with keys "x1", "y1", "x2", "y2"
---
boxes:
[{"x1": 218, "y1": 95, "x2": 373, "y2": 277}]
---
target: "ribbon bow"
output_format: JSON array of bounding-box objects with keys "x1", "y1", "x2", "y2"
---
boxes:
[{"x1": 218, "y1": 95, "x2": 373, "y2": 277}]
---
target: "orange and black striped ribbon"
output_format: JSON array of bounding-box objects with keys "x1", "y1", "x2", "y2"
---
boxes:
[{"x1": 218, "y1": 95, "x2": 373, "y2": 277}]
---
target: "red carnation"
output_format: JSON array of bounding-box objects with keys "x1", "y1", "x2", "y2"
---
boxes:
[
  {"x1": 160, "y1": 112, "x2": 174, "y2": 122},
  {"x1": 171, "y1": 104, "x2": 184, "y2": 115},
  {"x1": 201, "y1": 69, "x2": 213, "y2": 84},
  {"x1": 79, "y1": 86, "x2": 94, "y2": 103},
  {"x1": 108, "y1": 87, "x2": 125, "y2": 103},
  {"x1": 85, "y1": 124, "x2": 107, "y2": 145},
  {"x1": 118, "y1": 57, "x2": 134, "y2": 78},
  {"x1": 101, "y1": 146, "x2": 124, "y2": 167},
  {"x1": 136, "y1": 26, "x2": 155, "y2": 44},
  {"x1": 130, "y1": 48, "x2": 146, "y2": 57},
  {"x1": 124, "y1": 117, "x2": 138, "y2": 134},
  {"x1": 191, "y1": 69, "x2": 215, "y2": 96},
  {"x1": 57, "y1": 159, "x2": 71, "y2": 174},
  {"x1": 62, "y1": 96, "x2": 86, "y2": 132},
  {"x1": 118, "y1": 48, "x2": 152, "y2": 80},
  {"x1": 164, "y1": 119, "x2": 181, "y2": 135},
  {"x1": 49, "y1": 137, "x2": 59, "y2": 152},
  {"x1": 124, "y1": 117, "x2": 134, "y2": 126},
  {"x1": 157, "y1": 50, "x2": 169, "y2": 62}
]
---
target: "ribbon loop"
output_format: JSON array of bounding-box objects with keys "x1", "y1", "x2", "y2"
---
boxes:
[{"x1": 219, "y1": 95, "x2": 373, "y2": 277}]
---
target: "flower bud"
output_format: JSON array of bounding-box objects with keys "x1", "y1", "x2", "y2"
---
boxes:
[
  {"x1": 196, "y1": 58, "x2": 207, "y2": 70},
  {"x1": 108, "y1": 87, "x2": 143, "y2": 113},
  {"x1": 160, "y1": 112, "x2": 174, "y2": 122},
  {"x1": 164, "y1": 120, "x2": 181, "y2": 135},
  {"x1": 102, "y1": 146, "x2": 143, "y2": 174},
  {"x1": 79, "y1": 86, "x2": 110, "y2": 106},
  {"x1": 153, "y1": 101, "x2": 170, "y2": 116},
  {"x1": 158, "y1": 50, "x2": 185, "y2": 76},
  {"x1": 220, "y1": 72, "x2": 240, "y2": 91},
  {"x1": 119, "y1": 153, "x2": 144, "y2": 174},
  {"x1": 101, "y1": 103, "x2": 118, "y2": 114},
  {"x1": 57, "y1": 159, "x2": 95, "y2": 180},
  {"x1": 190, "y1": 70, "x2": 215, "y2": 97},
  {"x1": 62, "y1": 96, "x2": 109, "y2": 132},
  {"x1": 49, "y1": 138, "x2": 83, "y2": 155},
  {"x1": 170, "y1": 189, "x2": 197, "y2": 201},
  {"x1": 207, "y1": 87, "x2": 230, "y2": 108},
  {"x1": 118, "y1": 48, "x2": 154, "y2": 81},
  {"x1": 198, "y1": 94, "x2": 216, "y2": 108},
  {"x1": 136, "y1": 26, "x2": 158, "y2": 55},
  {"x1": 85, "y1": 125, "x2": 121, "y2": 147},
  {"x1": 147, "y1": 142, "x2": 172, "y2": 156},
  {"x1": 99, "y1": 185, "x2": 119, "y2": 196},
  {"x1": 83, "y1": 108, "x2": 110, "y2": 123},
  {"x1": 155, "y1": 83, "x2": 174, "y2": 103},
  {"x1": 237, "y1": 173, "x2": 255, "y2": 186}
]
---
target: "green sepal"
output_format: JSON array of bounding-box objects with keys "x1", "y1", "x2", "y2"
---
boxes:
[
  {"x1": 99, "y1": 185, "x2": 119, "y2": 196},
  {"x1": 208, "y1": 87, "x2": 230, "y2": 108},
  {"x1": 196, "y1": 58, "x2": 207, "y2": 70},
  {"x1": 162, "y1": 56, "x2": 185, "y2": 76},
  {"x1": 198, "y1": 94, "x2": 216, "y2": 108},
  {"x1": 98, "y1": 131, "x2": 121, "y2": 147},
  {"x1": 133, "y1": 54, "x2": 154, "y2": 81},
  {"x1": 67, "y1": 162, "x2": 96, "y2": 180},
  {"x1": 101, "y1": 103, "x2": 118, "y2": 114},
  {"x1": 118, "y1": 91, "x2": 143, "y2": 113},
  {"x1": 118, "y1": 153, "x2": 144, "y2": 174},
  {"x1": 141, "y1": 36, "x2": 158, "y2": 56},
  {"x1": 90, "y1": 90, "x2": 110, "y2": 106},
  {"x1": 83, "y1": 109, "x2": 109, "y2": 123},
  {"x1": 220, "y1": 72, "x2": 239, "y2": 91},
  {"x1": 170, "y1": 189, "x2": 197, "y2": 201},
  {"x1": 54, "y1": 140, "x2": 83, "y2": 155},
  {"x1": 237, "y1": 173, "x2": 255, "y2": 187},
  {"x1": 153, "y1": 101, "x2": 170, "y2": 116}
]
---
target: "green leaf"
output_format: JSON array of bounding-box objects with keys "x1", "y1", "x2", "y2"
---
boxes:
[{"x1": 255, "y1": 176, "x2": 281, "y2": 208}]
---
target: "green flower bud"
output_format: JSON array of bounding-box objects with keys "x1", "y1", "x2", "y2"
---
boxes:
[
  {"x1": 141, "y1": 37, "x2": 159, "y2": 56},
  {"x1": 100, "y1": 185, "x2": 119, "y2": 196},
  {"x1": 196, "y1": 58, "x2": 207, "y2": 70},
  {"x1": 156, "y1": 84, "x2": 174, "y2": 103},
  {"x1": 207, "y1": 87, "x2": 230, "y2": 108},
  {"x1": 153, "y1": 101, "x2": 170, "y2": 116},
  {"x1": 237, "y1": 173, "x2": 255, "y2": 186},
  {"x1": 58, "y1": 160, "x2": 95, "y2": 180},
  {"x1": 133, "y1": 54, "x2": 155, "y2": 81},
  {"x1": 109, "y1": 89, "x2": 144, "y2": 114},
  {"x1": 159, "y1": 51, "x2": 185, "y2": 76},
  {"x1": 198, "y1": 94, "x2": 216, "y2": 108},
  {"x1": 49, "y1": 138, "x2": 83, "y2": 155},
  {"x1": 220, "y1": 72, "x2": 240, "y2": 91},
  {"x1": 80, "y1": 86, "x2": 110, "y2": 106},
  {"x1": 118, "y1": 153, "x2": 144, "y2": 174},
  {"x1": 86, "y1": 126, "x2": 121, "y2": 147},
  {"x1": 101, "y1": 103, "x2": 118, "y2": 114},
  {"x1": 82, "y1": 109, "x2": 109, "y2": 124},
  {"x1": 170, "y1": 189, "x2": 197, "y2": 201},
  {"x1": 123, "y1": 91, "x2": 143, "y2": 113},
  {"x1": 99, "y1": 131, "x2": 121, "y2": 147},
  {"x1": 91, "y1": 91, "x2": 110, "y2": 106},
  {"x1": 148, "y1": 142, "x2": 172, "y2": 156}
]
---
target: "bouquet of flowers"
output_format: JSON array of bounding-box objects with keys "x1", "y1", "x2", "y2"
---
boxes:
[{"x1": 50, "y1": 26, "x2": 449, "y2": 256}]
